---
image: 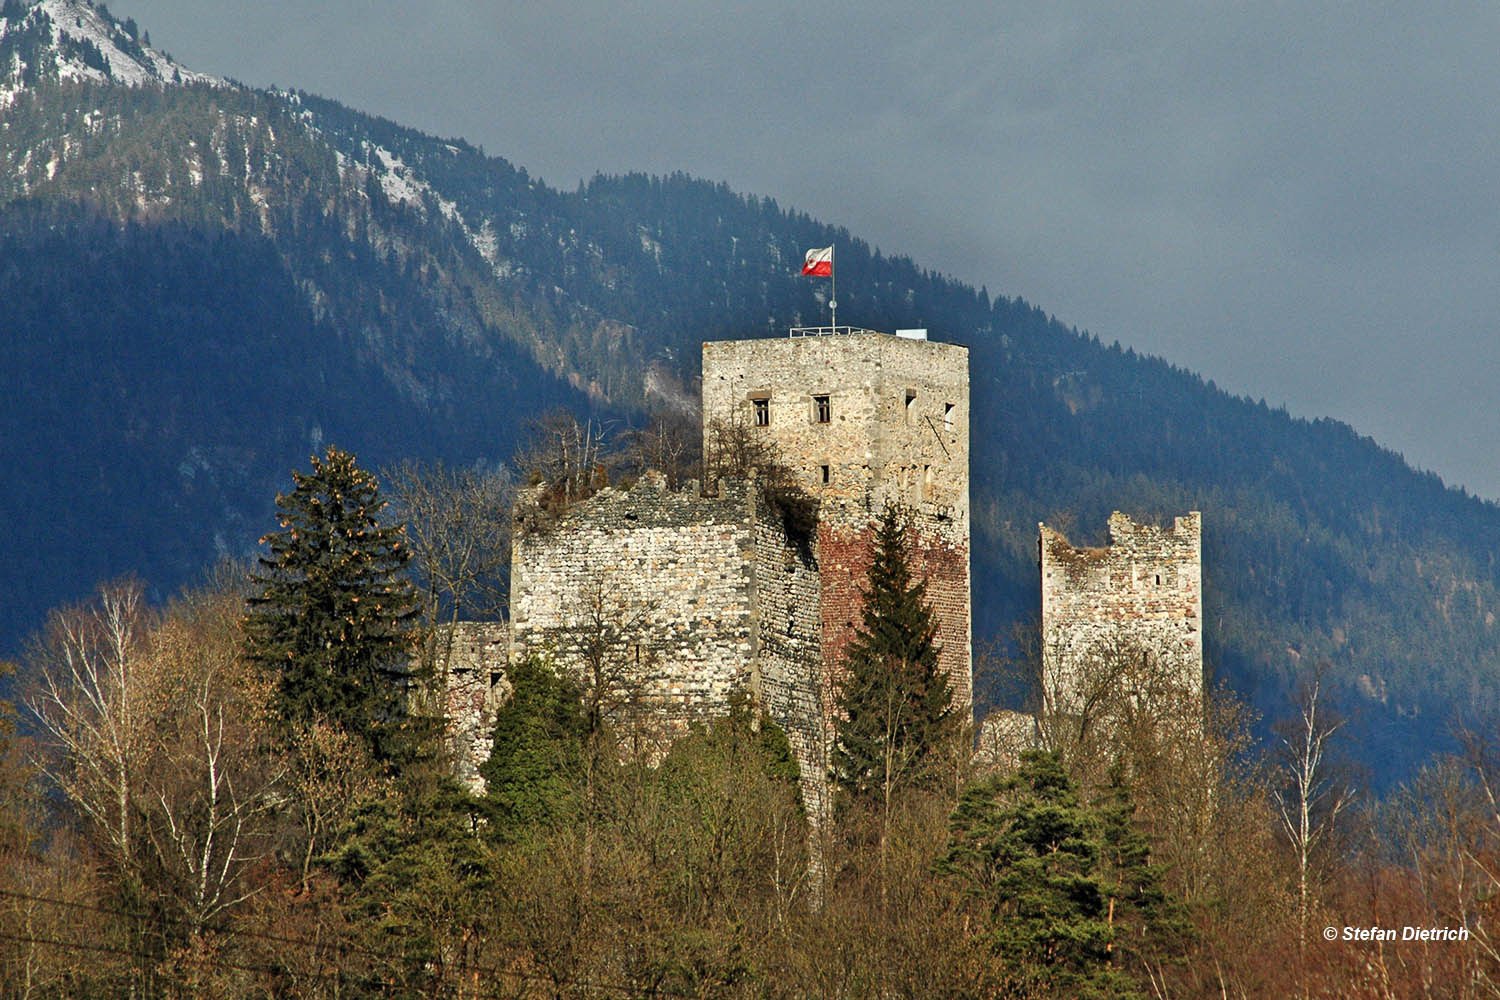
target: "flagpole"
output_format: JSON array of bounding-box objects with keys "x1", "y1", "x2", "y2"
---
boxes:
[{"x1": 830, "y1": 244, "x2": 837, "y2": 330}]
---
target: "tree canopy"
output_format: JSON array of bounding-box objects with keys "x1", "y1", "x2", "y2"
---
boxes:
[
  {"x1": 832, "y1": 502, "x2": 954, "y2": 808},
  {"x1": 244, "y1": 445, "x2": 419, "y2": 764},
  {"x1": 940, "y1": 751, "x2": 1170, "y2": 999}
]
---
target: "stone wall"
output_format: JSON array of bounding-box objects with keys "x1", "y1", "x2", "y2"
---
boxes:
[
  {"x1": 435, "y1": 621, "x2": 511, "y2": 794},
  {"x1": 702, "y1": 332, "x2": 972, "y2": 718},
  {"x1": 509, "y1": 471, "x2": 830, "y2": 812},
  {"x1": 1039, "y1": 511, "x2": 1203, "y2": 712},
  {"x1": 511, "y1": 473, "x2": 758, "y2": 741},
  {"x1": 752, "y1": 500, "x2": 828, "y2": 823}
]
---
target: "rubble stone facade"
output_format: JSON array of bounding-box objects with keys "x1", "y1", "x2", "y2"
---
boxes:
[
  {"x1": 435, "y1": 622, "x2": 511, "y2": 794},
  {"x1": 1039, "y1": 511, "x2": 1204, "y2": 712},
  {"x1": 508, "y1": 471, "x2": 828, "y2": 817}
]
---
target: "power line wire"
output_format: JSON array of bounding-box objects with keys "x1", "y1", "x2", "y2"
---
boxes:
[{"x1": 0, "y1": 885, "x2": 706, "y2": 999}]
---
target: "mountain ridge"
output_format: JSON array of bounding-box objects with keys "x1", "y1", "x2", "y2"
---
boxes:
[{"x1": 1, "y1": 0, "x2": 219, "y2": 100}]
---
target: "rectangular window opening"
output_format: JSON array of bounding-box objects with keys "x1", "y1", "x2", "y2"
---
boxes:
[
  {"x1": 944, "y1": 402, "x2": 955, "y2": 431},
  {"x1": 753, "y1": 397, "x2": 769, "y2": 427},
  {"x1": 820, "y1": 464, "x2": 830, "y2": 484},
  {"x1": 814, "y1": 394, "x2": 831, "y2": 423},
  {"x1": 905, "y1": 390, "x2": 917, "y2": 425}
]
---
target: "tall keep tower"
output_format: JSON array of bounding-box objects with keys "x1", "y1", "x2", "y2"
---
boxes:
[{"x1": 701, "y1": 328, "x2": 972, "y2": 719}]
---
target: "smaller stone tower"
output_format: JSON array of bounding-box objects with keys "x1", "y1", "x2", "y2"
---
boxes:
[{"x1": 1038, "y1": 511, "x2": 1203, "y2": 714}]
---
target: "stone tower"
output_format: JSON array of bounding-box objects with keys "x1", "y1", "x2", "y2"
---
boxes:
[
  {"x1": 701, "y1": 328, "x2": 972, "y2": 721},
  {"x1": 1038, "y1": 511, "x2": 1203, "y2": 714}
]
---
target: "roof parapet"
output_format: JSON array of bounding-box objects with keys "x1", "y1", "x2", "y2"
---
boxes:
[{"x1": 788, "y1": 325, "x2": 881, "y2": 338}]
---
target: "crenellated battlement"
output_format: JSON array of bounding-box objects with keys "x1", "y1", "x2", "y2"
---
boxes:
[{"x1": 1039, "y1": 511, "x2": 1204, "y2": 715}]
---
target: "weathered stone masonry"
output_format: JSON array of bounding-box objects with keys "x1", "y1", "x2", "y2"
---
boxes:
[
  {"x1": 446, "y1": 329, "x2": 973, "y2": 816},
  {"x1": 511, "y1": 475, "x2": 758, "y2": 728},
  {"x1": 701, "y1": 332, "x2": 972, "y2": 723},
  {"x1": 1039, "y1": 511, "x2": 1204, "y2": 711},
  {"x1": 508, "y1": 472, "x2": 828, "y2": 815},
  {"x1": 751, "y1": 498, "x2": 828, "y2": 821},
  {"x1": 437, "y1": 622, "x2": 511, "y2": 794}
]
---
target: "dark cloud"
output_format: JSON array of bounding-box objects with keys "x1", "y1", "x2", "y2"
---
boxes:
[{"x1": 121, "y1": 0, "x2": 1500, "y2": 497}]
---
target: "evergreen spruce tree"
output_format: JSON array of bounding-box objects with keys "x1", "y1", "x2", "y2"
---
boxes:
[
  {"x1": 245, "y1": 446, "x2": 419, "y2": 765},
  {"x1": 324, "y1": 776, "x2": 493, "y2": 996},
  {"x1": 940, "y1": 751, "x2": 1168, "y2": 999},
  {"x1": 1097, "y1": 766, "x2": 1191, "y2": 981},
  {"x1": 832, "y1": 501, "x2": 953, "y2": 807}
]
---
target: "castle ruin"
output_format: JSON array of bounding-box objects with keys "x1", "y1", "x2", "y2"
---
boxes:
[
  {"x1": 493, "y1": 327, "x2": 969, "y2": 817},
  {"x1": 442, "y1": 326, "x2": 1205, "y2": 813},
  {"x1": 1038, "y1": 511, "x2": 1204, "y2": 717}
]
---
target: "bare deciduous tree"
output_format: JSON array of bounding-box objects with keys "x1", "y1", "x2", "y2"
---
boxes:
[
  {"x1": 1036, "y1": 628, "x2": 1201, "y2": 783},
  {"x1": 517, "y1": 411, "x2": 612, "y2": 511},
  {"x1": 280, "y1": 715, "x2": 379, "y2": 894},
  {"x1": 27, "y1": 581, "x2": 283, "y2": 951},
  {"x1": 1274, "y1": 664, "x2": 1354, "y2": 970},
  {"x1": 27, "y1": 581, "x2": 152, "y2": 879},
  {"x1": 616, "y1": 410, "x2": 700, "y2": 489},
  {"x1": 703, "y1": 412, "x2": 817, "y2": 539},
  {"x1": 385, "y1": 458, "x2": 513, "y2": 628},
  {"x1": 139, "y1": 598, "x2": 281, "y2": 936}
]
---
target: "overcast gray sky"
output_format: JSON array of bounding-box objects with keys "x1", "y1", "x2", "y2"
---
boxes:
[{"x1": 120, "y1": 0, "x2": 1500, "y2": 499}]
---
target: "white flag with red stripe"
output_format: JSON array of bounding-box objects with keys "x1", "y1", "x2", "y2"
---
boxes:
[{"x1": 801, "y1": 246, "x2": 833, "y2": 277}]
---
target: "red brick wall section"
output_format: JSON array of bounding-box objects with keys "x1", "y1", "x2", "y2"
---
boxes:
[{"x1": 818, "y1": 519, "x2": 972, "y2": 731}]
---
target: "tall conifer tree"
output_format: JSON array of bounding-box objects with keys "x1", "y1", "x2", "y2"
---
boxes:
[
  {"x1": 940, "y1": 751, "x2": 1172, "y2": 998},
  {"x1": 832, "y1": 501, "x2": 953, "y2": 806},
  {"x1": 245, "y1": 446, "x2": 418, "y2": 764}
]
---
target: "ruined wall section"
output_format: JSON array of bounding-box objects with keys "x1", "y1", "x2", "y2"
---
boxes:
[
  {"x1": 702, "y1": 333, "x2": 971, "y2": 716},
  {"x1": 751, "y1": 505, "x2": 827, "y2": 824},
  {"x1": 1039, "y1": 511, "x2": 1204, "y2": 711},
  {"x1": 435, "y1": 622, "x2": 511, "y2": 794},
  {"x1": 510, "y1": 475, "x2": 759, "y2": 737},
  {"x1": 509, "y1": 472, "x2": 831, "y2": 813}
]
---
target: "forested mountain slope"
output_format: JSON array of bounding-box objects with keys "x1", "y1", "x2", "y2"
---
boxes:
[{"x1": 2, "y1": 0, "x2": 1496, "y2": 778}]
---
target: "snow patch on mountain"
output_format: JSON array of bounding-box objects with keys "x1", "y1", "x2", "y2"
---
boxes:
[
  {"x1": 368, "y1": 143, "x2": 460, "y2": 223},
  {"x1": 473, "y1": 218, "x2": 498, "y2": 262},
  {"x1": 327, "y1": 137, "x2": 518, "y2": 281},
  {"x1": 0, "y1": 0, "x2": 221, "y2": 106}
]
